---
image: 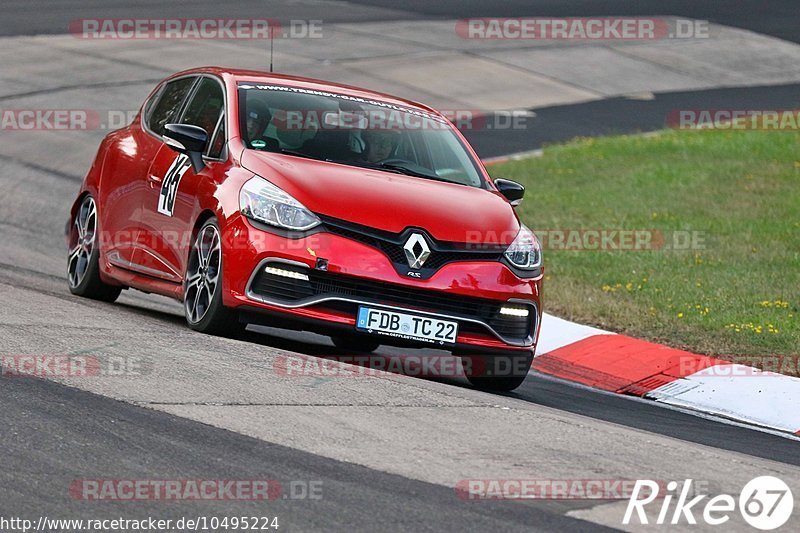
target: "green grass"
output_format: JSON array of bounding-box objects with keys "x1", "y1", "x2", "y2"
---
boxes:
[{"x1": 490, "y1": 129, "x2": 799, "y2": 373}]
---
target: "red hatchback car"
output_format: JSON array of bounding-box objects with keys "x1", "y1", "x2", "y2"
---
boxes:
[{"x1": 67, "y1": 67, "x2": 542, "y2": 390}]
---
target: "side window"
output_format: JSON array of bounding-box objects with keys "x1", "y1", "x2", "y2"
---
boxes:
[
  {"x1": 180, "y1": 77, "x2": 225, "y2": 136},
  {"x1": 207, "y1": 115, "x2": 226, "y2": 159},
  {"x1": 147, "y1": 77, "x2": 196, "y2": 137}
]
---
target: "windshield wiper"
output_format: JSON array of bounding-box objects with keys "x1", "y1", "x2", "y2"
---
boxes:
[
  {"x1": 277, "y1": 149, "x2": 328, "y2": 162},
  {"x1": 376, "y1": 163, "x2": 456, "y2": 183},
  {"x1": 341, "y1": 159, "x2": 448, "y2": 181},
  {"x1": 338, "y1": 160, "x2": 404, "y2": 174},
  {"x1": 271, "y1": 152, "x2": 457, "y2": 184},
  {"x1": 351, "y1": 160, "x2": 458, "y2": 184}
]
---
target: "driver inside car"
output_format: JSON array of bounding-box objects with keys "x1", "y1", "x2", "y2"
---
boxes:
[
  {"x1": 361, "y1": 129, "x2": 400, "y2": 163},
  {"x1": 245, "y1": 100, "x2": 279, "y2": 151}
]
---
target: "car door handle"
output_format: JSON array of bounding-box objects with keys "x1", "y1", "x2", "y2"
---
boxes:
[{"x1": 148, "y1": 174, "x2": 163, "y2": 188}]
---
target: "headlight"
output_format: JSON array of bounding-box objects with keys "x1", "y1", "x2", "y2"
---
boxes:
[
  {"x1": 504, "y1": 225, "x2": 542, "y2": 270},
  {"x1": 240, "y1": 176, "x2": 320, "y2": 231}
]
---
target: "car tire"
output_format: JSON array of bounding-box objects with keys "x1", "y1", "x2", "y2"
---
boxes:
[
  {"x1": 331, "y1": 334, "x2": 381, "y2": 353},
  {"x1": 184, "y1": 218, "x2": 245, "y2": 337},
  {"x1": 461, "y1": 352, "x2": 534, "y2": 392},
  {"x1": 67, "y1": 195, "x2": 122, "y2": 303}
]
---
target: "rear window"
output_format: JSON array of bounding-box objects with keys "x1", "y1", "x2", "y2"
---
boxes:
[
  {"x1": 180, "y1": 77, "x2": 225, "y2": 135},
  {"x1": 147, "y1": 77, "x2": 196, "y2": 136}
]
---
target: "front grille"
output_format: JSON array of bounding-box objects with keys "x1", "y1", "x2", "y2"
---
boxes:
[
  {"x1": 249, "y1": 264, "x2": 534, "y2": 344},
  {"x1": 320, "y1": 216, "x2": 505, "y2": 276}
]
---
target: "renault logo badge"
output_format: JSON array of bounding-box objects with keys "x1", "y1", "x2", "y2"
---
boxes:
[{"x1": 403, "y1": 233, "x2": 431, "y2": 269}]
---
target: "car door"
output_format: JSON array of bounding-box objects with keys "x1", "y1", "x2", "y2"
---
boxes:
[
  {"x1": 101, "y1": 75, "x2": 197, "y2": 275},
  {"x1": 100, "y1": 76, "x2": 195, "y2": 269},
  {"x1": 136, "y1": 76, "x2": 227, "y2": 283}
]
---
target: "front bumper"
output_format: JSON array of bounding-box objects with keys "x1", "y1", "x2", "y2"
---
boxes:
[{"x1": 221, "y1": 214, "x2": 542, "y2": 352}]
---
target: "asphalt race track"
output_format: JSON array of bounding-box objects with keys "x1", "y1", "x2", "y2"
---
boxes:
[
  {"x1": 2, "y1": 2, "x2": 799, "y2": 531},
  {"x1": 3, "y1": 376, "x2": 611, "y2": 532},
  {"x1": 3, "y1": 1, "x2": 798, "y2": 44}
]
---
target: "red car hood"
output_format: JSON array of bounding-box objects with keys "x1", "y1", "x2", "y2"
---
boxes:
[{"x1": 241, "y1": 150, "x2": 520, "y2": 244}]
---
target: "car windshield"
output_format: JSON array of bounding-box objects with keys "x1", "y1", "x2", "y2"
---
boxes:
[{"x1": 238, "y1": 83, "x2": 485, "y2": 188}]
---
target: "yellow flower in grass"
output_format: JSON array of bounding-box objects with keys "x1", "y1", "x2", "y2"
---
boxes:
[{"x1": 758, "y1": 299, "x2": 790, "y2": 308}]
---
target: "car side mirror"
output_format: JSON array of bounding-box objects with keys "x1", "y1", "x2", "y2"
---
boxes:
[
  {"x1": 163, "y1": 123, "x2": 208, "y2": 173},
  {"x1": 494, "y1": 178, "x2": 525, "y2": 206}
]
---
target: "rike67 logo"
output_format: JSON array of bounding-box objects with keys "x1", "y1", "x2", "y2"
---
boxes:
[{"x1": 624, "y1": 476, "x2": 794, "y2": 530}]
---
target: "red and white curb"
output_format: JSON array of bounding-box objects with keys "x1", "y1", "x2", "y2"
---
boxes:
[{"x1": 534, "y1": 313, "x2": 800, "y2": 436}]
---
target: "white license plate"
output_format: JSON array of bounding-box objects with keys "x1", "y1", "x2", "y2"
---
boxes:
[{"x1": 356, "y1": 306, "x2": 458, "y2": 345}]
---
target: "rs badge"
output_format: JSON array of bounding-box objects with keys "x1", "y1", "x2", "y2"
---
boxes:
[{"x1": 158, "y1": 154, "x2": 191, "y2": 217}]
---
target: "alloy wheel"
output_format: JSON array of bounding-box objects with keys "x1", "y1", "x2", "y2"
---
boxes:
[
  {"x1": 185, "y1": 224, "x2": 222, "y2": 324},
  {"x1": 68, "y1": 196, "x2": 97, "y2": 289}
]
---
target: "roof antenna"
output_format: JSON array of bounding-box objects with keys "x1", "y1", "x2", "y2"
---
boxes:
[{"x1": 269, "y1": 21, "x2": 275, "y2": 73}]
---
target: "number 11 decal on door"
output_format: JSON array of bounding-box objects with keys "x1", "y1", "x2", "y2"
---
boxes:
[{"x1": 158, "y1": 154, "x2": 191, "y2": 217}]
